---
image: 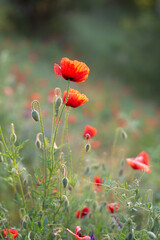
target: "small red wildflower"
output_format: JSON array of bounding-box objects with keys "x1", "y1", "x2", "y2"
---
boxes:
[
  {"x1": 75, "y1": 207, "x2": 90, "y2": 218},
  {"x1": 126, "y1": 151, "x2": 151, "y2": 173},
  {"x1": 83, "y1": 125, "x2": 97, "y2": 139},
  {"x1": 67, "y1": 226, "x2": 91, "y2": 240},
  {"x1": 107, "y1": 202, "x2": 120, "y2": 213},
  {"x1": 63, "y1": 88, "x2": 88, "y2": 108},
  {"x1": 3, "y1": 229, "x2": 18, "y2": 239},
  {"x1": 54, "y1": 57, "x2": 90, "y2": 83},
  {"x1": 94, "y1": 176, "x2": 103, "y2": 192}
]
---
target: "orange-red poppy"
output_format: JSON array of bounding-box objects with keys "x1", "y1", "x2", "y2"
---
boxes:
[
  {"x1": 75, "y1": 207, "x2": 90, "y2": 218},
  {"x1": 3, "y1": 229, "x2": 18, "y2": 239},
  {"x1": 126, "y1": 151, "x2": 151, "y2": 173},
  {"x1": 67, "y1": 226, "x2": 91, "y2": 240},
  {"x1": 54, "y1": 57, "x2": 90, "y2": 83},
  {"x1": 63, "y1": 89, "x2": 88, "y2": 108},
  {"x1": 83, "y1": 125, "x2": 97, "y2": 139},
  {"x1": 107, "y1": 202, "x2": 120, "y2": 213}
]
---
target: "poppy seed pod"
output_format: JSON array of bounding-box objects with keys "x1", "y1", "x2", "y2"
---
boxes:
[
  {"x1": 32, "y1": 110, "x2": 39, "y2": 122},
  {"x1": 62, "y1": 177, "x2": 68, "y2": 188}
]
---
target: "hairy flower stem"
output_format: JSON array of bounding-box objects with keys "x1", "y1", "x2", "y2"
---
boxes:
[
  {"x1": 31, "y1": 101, "x2": 47, "y2": 209},
  {"x1": 80, "y1": 138, "x2": 87, "y2": 169},
  {"x1": 50, "y1": 81, "x2": 70, "y2": 169},
  {"x1": 47, "y1": 81, "x2": 70, "y2": 194}
]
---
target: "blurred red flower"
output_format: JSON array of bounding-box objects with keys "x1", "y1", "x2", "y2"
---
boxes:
[
  {"x1": 75, "y1": 207, "x2": 90, "y2": 218},
  {"x1": 3, "y1": 229, "x2": 18, "y2": 239},
  {"x1": 94, "y1": 176, "x2": 103, "y2": 192},
  {"x1": 63, "y1": 89, "x2": 88, "y2": 108},
  {"x1": 126, "y1": 151, "x2": 151, "y2": 173},
  {"x1": 29, "y1": 93, "x2": 41, "y2": 102},
  {"x1": 48, "y1": 88, "x2": 55, "y2": 104},
  {"x1": 68, "y1": 114, "x2": 77, "y2": 124},
  {"x1": 107, "y1": 202, "x2": 120, "y2": 213},
  {"x1": 91, "y1": 140, "x2": 101, "y2": 149},
  {"x1": 4, "y1": 87, "x2": 13, "y2": 97},
  {"x1": 54, "y1": 57, "x2": 90, "y2": 83},
  {"x1": 83, "y1": 125, "x2": 97, "y2": 139},
  {"x1": 67, "y1": 226, "x2": 91, "y2": 240}
]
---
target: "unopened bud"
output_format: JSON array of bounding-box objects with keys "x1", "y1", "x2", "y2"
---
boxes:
[
  {"x1": 121, "y1": 129, "x2": 127, "y2": 140},
  {"x1": 85, "y1": 143, "x2": 91, "y2": 153},
  {"x1": 36, "y1": 140, "x2": 41, "y2": 149},
  {"x1": 119, "y1": 168, "x2": 123, "y2": 177},
  {"x1": 55, "y1": 97, "x2": 62, "y2": 117},
  {"x1": 35, "y1": 133, "x2": 42, "y2": 149},
  {"x1": 63, "y1": 195, "x2": 69, "y2": 208},
  {"x1": 23, "y1": 179, "x2": 27, "y2": 186},
  {"x1": 147, "y1": 231, "x2": 156, "y2": 239},
  {"x1": 62, "y1": 177, "x2": 68, "y2": 188},
  {"x1": 84, "y1": 166, "x2": 90, "y2": 175},
  {"x1": 127, "y1": 232, "x2": 133, "y2": 240},
  {"x1": 32, "y1": 110, "x2": 39, "y2": 122},
  {"x1": 26, "y1": 192, "x2": 31, "y2": 199}
]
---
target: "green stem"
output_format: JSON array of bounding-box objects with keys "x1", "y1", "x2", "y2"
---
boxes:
[
  {"x1": 31, "y1": 101, "x2": 47, "y2": 209},
  {"x1": 50, "y1": 81, "x2": 70, "y2": 171},
  {"x1": 80, "y1": 138, "x2": 87, "y2": 169}
]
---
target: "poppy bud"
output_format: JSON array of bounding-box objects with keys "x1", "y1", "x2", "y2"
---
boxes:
[
  {"x1": 26, "y1": 192, "x2": 31, "y2": 199},
  {"x1": 119, "y1": 168, "x2": 123, "y2": 177},
  {"x1": 147, "y1": 231, "x2": 156, "y2": 239},
  {"x1": 64, "y1": 198, "x2": 69, "y2": 208},
  {"x1": 84, "y1": 166, "x2": 90, "y2": 175},
  {"x1": 55, "y1": 97, "x2": 62, "y2": 117},
  {"x1": 62, "y1": 177, "x2": 68, "y2": 188},
  {"x1": 85, "y1": 143, "x2": 91, "y2": 152},
  {"x1": 35, "y1": 140, "x2": 41, "y2": 149},
  {"x1": 32, "y1": 110, "x2": 39, "y2": 122},
  {"x1": 63, "y1": 195, "x2": 69, "y2": 208},
  {"x1": 121, "y1": 128, "x2": 128, "y2": 140},
  {"x1": 35, "y1": 133, "x2": 42, "y2": 149},
  {"x1": 23, "y1": 179, "x2": 28, "y2": 186},
  {"x1": 127, "y1": 232, "x2": 133, "y2": 240}
]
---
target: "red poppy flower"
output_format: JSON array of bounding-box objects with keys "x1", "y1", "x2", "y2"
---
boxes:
[
  {"x1": 75, "y1": 207, "x2": 90, "y2": 218},
  {"x1": 63, "y1": 88, "x2": 88, "y2": 108},
  {"x1": 67, "y1": 226, "x2": 91, "y2": 240},
  {"x1": 107, "y1": 202, "x2": 120, "y2": 213},
  {"x1": 3, "y1": 229, "x2": 18, "y2": 239},
  {"x1": 94, "y1": 176, "x2": 103, "y2": 192},
  {"x1": 126, "y1": 151, "x2": 151, "y2": 173},
  {"x1": 83, "y1": 125, "x2": 97, "y2": 139},
  {"x1": 54, "y1": 57, "x2": 90, "y2": 83}
]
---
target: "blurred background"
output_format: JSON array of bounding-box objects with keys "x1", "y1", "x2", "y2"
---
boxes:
[{"x1": 0, "y1": 0, "x2": 160, "y2": 216}]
